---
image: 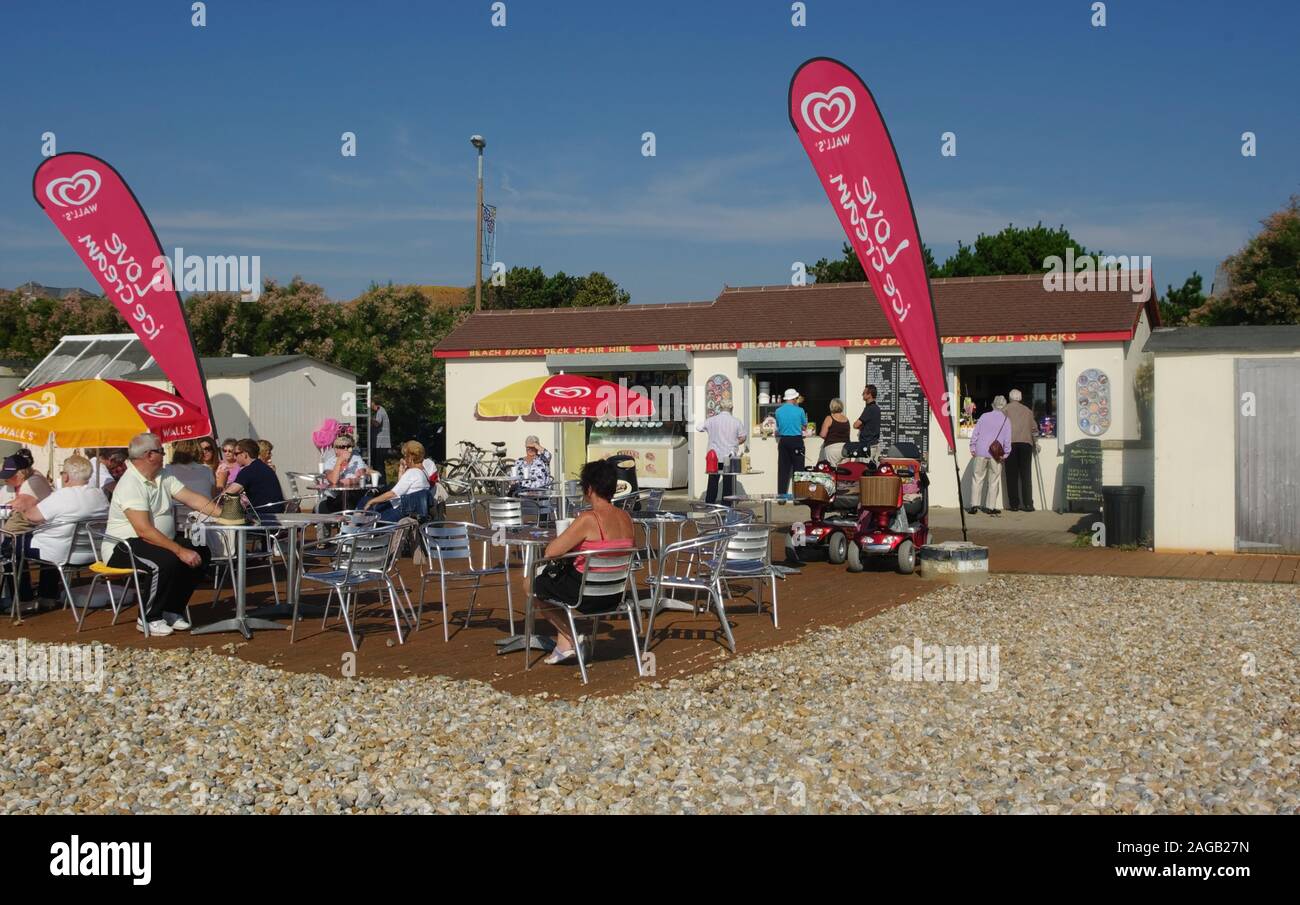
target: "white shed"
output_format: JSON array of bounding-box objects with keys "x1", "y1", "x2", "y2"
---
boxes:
[
  {"x1": 0, "y1": 359, "x2": 29, "y2": 458},
  {"x1": 122, "y1": 354, "x2": 360, "y2": 493},
  {"x1": 1146, "y1": 325, "x2": 1300, "y2": 553}
]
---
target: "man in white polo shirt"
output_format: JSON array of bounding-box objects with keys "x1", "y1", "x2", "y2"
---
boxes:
[
  {"x1": 104, "y1": 433, "x2": 224, "y2": 636},
  {"x1": 14, "y1": 454, "x2": 109, "y2": 609}
]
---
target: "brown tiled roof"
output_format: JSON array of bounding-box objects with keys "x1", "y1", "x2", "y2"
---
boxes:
[{"x1": 435, "y1": 273, "x2": 1157, "y2": 353}]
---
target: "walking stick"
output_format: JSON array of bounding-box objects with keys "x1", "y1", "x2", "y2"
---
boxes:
[{"x1": 1033, "y1": 443, "x2": 1048, "y2": 512}]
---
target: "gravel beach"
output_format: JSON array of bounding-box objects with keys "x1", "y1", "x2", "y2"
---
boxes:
[{"x1": 2, "y1": 574, "x2": 1295, "y2": 814}]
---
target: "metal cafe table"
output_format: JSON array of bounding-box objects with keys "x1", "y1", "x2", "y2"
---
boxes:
[
  {"x1": 315, "y1": 479, "x2": 388, "y2": 512},
  {"x1": 247, "y1": 511, "x2": 347, "y2": 632},
  {"x1": 190, "y1": 521, "x2": 284, "y2": 639},
  {"x1": 466, "y1": 475, "x2": 515, "y2": 502},
  {"x1": 631, "y1": 510, "x2": 691, "y2": 561},
  {"x1": 723, "y1": 492, "x2": 796, "y2": 525},
  {"x1": 489, "y1": 524, "x2": 558, "y2": 655}
]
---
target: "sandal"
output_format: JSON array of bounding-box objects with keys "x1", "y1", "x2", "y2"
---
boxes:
[{"x1": 544, "y1": 646, "x2": 576, "y2": 665}]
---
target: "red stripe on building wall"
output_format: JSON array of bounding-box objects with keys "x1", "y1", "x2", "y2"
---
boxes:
[{"x1": 434, "y1": 330, "x2": 1133, "y2": 359}]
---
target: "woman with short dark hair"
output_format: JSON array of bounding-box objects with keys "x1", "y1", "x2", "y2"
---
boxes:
[{"x1": 531, "y1": 459, "x2": 634, "y2": 664}]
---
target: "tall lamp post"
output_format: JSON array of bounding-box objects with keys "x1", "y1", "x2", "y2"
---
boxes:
[{"x1": 471, "y1": 134, "x2": 486, "y2": 310}]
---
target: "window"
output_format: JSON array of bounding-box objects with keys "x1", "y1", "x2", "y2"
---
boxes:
[
  {"x1": 957, "y1": 363, "x2": 1058, "y2": 437},
  {"x1": 750, "y1": 371, "x2": 842, "y2": 435}
]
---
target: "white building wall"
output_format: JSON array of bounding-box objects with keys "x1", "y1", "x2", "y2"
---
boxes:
[
  {"x1": 0, "y1": 368, "x2": 24, "y2": 459},
  {"x1": 446, "y1": 333, "x2": 1159, "y2": 519},
  {"x1": 135, "y1": 375, "x2": 252, "y2": 441},
  {"x1": 137, "y1": 365, "x2": 355, "y2": 495},
  {"x1": 444, "y1": 356, "x2": 550, "y2": 464},
  {"x1": 248, "y1": 361, "x2": 357, "y2": 493},
  {"x1": 688, "y1": 351, "x2": 743, "y2": 499},
  {"x1": 1153, "y1": 348, "x2": 1300, "y2": 552},
  {"x1": 1154, "y1": 352, "x2": 1234, "y2": 551},
  {"x1": 1122, "y1": 311, "x2": 1153, "y2": 439},
  {"x1": 924, "y1": 338, "x2": 1151, "y2": 512}
]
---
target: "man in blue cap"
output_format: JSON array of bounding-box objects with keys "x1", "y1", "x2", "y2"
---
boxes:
[{"x1": 774, "y1": 388, "x2": 808, "y2": 495}]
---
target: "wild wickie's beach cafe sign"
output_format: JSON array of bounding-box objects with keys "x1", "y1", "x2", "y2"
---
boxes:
[
  {"x1": 788, "y1": 57, "x2": 954, "y2": 450},
  {"x1": 32, "y1": 152, "x2": 214, "y2": 435},
  {"x1": 433, "y1": 333, "x2": 1128, "y2": 359}
]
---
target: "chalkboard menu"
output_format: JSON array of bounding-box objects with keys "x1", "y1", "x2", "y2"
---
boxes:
[
  {"x1": 865, "y1": 355, "x2": 930, "y2": 459},
  {"x1": 1063, "y1": 439, "x2": 1103, "y2": 512}
]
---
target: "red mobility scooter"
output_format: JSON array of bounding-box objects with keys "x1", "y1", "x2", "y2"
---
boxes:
[{"x1": 789, "y1": 442, "x2": 929, "y2": 574}]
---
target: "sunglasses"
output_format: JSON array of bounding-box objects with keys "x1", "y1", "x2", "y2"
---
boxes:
[{"x1": 146, "y1": 449, "x2": 164, "y2": 457}]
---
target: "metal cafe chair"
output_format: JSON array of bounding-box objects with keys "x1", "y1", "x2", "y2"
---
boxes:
[
  {"x1": 481, "y1": 496, "x2": 529, "y2": 527},
  {"x1": 78, "y1": 522, "x2": 155, "y2": 635},
  {"x1": 714, "y1": 523, "x2": 783, "y2": 629},
  {"x1": 297, "y1": 524, "x2": 410, "y2": 650},
  {"x1": 642, "y1": 530, "x2": 736, "y2": 652},
  {"x1": 614, "y1": 489, "x2": 648, "y2": 511},
  {"x1": 286, "y1": 472, "x2": 324, "y2": 511},
  {"x1": 26, "y1": 517, "x2": 106, "y2": 623},
  {"x1": 524, "y1": 547, "x2": 642, "y2": 685},
  {"x1": 689, "y1": 502, "x2": 755, "y2": 530},
  {"x1": 479, "y1": 496, "x2": 536, "y2": 565},
  {"x1": 416, "y1": 522, "x2": 511, "y2": 642},
  {"x1": 301, "y1": 507, "x2": 378, "y2": 563}
]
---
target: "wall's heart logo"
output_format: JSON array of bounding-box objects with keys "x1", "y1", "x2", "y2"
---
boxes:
[
  {"x1": 11, "y1": 392, "x2": 60, "y2": 420},
  {"x1": 545, "y1": 386, "x2": 591, "y2": 399},
  {"x1": 800, "y1": 86, "x2": 855, "y2": 134},
  {"x1": 44, "y1": 168, "x2": 102, "y2": 208},
  {"x1": 138, "y1": 400, "x2": 184, "y2": 419}
]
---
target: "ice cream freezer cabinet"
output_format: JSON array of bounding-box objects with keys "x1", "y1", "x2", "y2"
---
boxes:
[{"x1": 586, "y1": 420, "x2": 688, "y2": 488}]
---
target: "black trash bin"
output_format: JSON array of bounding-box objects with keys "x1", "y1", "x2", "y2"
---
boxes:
[
  {"x1": 606, "y1": 455, "x2": 639, "y2": 495},
  {"x1": 1101, "y1": 485, "x2": 1145, "y2": 547}
]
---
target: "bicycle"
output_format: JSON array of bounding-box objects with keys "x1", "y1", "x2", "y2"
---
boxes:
[{"x1": 442, "y1": 440, "x2": 515, "y2": 493}]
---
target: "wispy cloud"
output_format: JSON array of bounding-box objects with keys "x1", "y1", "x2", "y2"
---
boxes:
[
  {"x1": 6, "y1": 157, "x2": 1247, "y2": 283},
  {"x1": 913, "y1": 191, "x2": 1250, "y2": 260}
]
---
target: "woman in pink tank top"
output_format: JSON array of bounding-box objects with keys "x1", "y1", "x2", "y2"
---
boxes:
[{"x1": 532, "y1": 459, "x2": 635, "y2": 665}]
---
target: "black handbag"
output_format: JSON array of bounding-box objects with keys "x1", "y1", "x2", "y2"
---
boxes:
[{"x1": 543, "y1": 558, "x2": 575, "y2": 581}]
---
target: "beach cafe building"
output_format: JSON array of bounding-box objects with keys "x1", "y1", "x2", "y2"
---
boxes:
[{"x1": 435, "y1": 274, "x2": 1159, "y2": 517}]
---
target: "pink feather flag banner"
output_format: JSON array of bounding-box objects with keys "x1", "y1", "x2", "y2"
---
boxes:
[
  {"x1": 32, "y1": 152, "x2": 214, "y2": 435},
  {"x1": 788, "y1": 57, "x2": 954, "y2": 451}
]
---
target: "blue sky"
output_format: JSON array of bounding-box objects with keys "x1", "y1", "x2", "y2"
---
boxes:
[{"x1": 2, "y1": 0, "x2": 1297, "y2": 303}]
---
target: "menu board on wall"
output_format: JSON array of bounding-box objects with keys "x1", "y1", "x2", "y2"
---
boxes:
[
  {"x1": 865, "y1": 355, "x2": 930, "y2": 459},
  {"x1": 1062, "y1": 439, "x2": 1103, "y2": 512}
]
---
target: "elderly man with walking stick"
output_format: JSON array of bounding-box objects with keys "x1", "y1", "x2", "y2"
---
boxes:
[{"x1": 1001, "y1": 388, "x2": 1040, "y2": 512}]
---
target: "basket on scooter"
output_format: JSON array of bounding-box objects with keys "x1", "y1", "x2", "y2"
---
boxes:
[
  {"x1": 792, "y1": 470, "x2": 834, "y2": 502},
  {"x1": 858, "y1": 474, "x2": 903, "y2": 508}
]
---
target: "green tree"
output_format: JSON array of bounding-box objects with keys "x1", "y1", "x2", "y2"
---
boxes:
[
  {"x1": 1192, "y1": 196, "x2": 1300, "y2": 325},
  {"x1": 485, "y1": 265, "x2": 630, "y2": 309},
  {"x1": 0, "y1": 291, "x2": 122, "y2": 362},
  {"x1": 1158, "y1": 272, "x2": 1204, "y2": 326},
  {"x1": 936, "y1": 223, "x2": 1093, "y2": 277},
  {"x1": 331, "y1": 283, "x2": 462, "y2": 438},
  {"x1": 571, "y1": 271, "x2": 631, "y2": 307},
  {"x1": 183, "y1": 292, "x2": 242, "y2": 355},
  {"x1": 809, "y1": 242, "x2": 939, "y2": 283}
]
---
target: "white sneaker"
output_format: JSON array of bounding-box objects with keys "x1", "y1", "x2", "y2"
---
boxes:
[
  {"x1": 163, "y1": 612, "x2": 191, "y2": 631},
  {"x1": 137, "y1": 618, "x2": 174, "y2": 636}
]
